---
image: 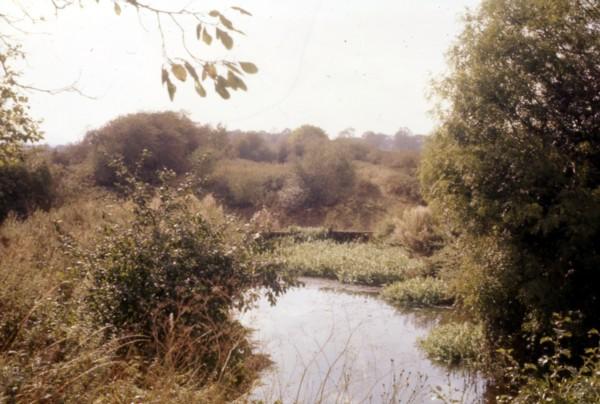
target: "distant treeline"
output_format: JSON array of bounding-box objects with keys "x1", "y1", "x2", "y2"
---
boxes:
[{"x1": 1, "y1": 112, "x2": 423, "y2": 224}]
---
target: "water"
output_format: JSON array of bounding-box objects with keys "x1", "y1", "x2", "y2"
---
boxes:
[{"x1": 238, "y1": 277, "x2": 487, "y2": 403}]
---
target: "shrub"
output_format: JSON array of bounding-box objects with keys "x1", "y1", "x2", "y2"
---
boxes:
[
  {"x1": 276, "y1": 173, "x2": 309, "y2": 212},
  {"x1": 232, "y1": 132, "x2": 276, "y2": 162},
  {"x1": 294, "y1": 144, "x2": 356, "y2": 207},
  {"x1": 383, "y1": 172, "x2": 422, "y2": 202},
  {"x1": 208, "y1": 160, "x2": 287, "y2": 208},
  {"x1": 287, "y1": 125, "x2": 329, "y2": 158},
  {"x1": 70, "y1": 172, "x2": 289, "y2": 353},
  {"x1": 88, "y1": 112, "x2": 209, "y2": 186},
  {"x1": 381, "y1": 277, "x2": 454, "y2": 308},
  {"x1": 0, "y1": 161, "x2": 53, "y2": 222},
  {"x1": 497, "y1": 314, "x2": 600, "y2": 403},
  {"x1": 418, "y1": 322, "x2": 485, "y2": 366},
  {"x1": 392, "y1": 206, "x2": 444, "y2": 256}
]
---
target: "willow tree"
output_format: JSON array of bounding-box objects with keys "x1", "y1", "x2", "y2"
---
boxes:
[{"x1": 421, "y1": 0, "x2": 600, "y2": 348}]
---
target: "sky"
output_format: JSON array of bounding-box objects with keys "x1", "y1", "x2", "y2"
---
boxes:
[{"x1": 7, "y1": 0, "x2": 481, "y2": 145}]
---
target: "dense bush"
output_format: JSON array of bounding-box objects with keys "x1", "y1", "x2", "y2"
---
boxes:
[
  {"x1": 497, "y1": 314, "x2": 600, "y2": 403},
  {"x1": 383, "y1": 172, "x2": 422, "y2": 202},
  {"x1": 72, "y1": 172, "x2": 289, "y2": 347},
  {"x1": 232, "y1": 132, "x2": 276, "y2": 162},
  {"x1": 294, "y1": 144, "x2": 356, "y2": 207},
  {"x1": 421, "y1": 0, "x2": 600, "y2": 353},
  {"x1": 88, "y1": 112, "x2": 211, "y2": 186},
  {"x1": 208, "y1": 160, "x2": 287, "y2": 208},
  {"x1": 0, "y1": 178, "x2": 288, "y2": 402},
  {"x1": 0, "y1": 161, "x2": 53, "y2": 222},
  {"x1": 287, "y1": 125, "x2": 329, "y2": 158}
]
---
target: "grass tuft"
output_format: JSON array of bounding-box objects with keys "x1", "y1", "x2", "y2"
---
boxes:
[
  {"x1": 418, "y1": 322, "x2": 485, "y2": 366},
  {"x1": 381, "y1": 277, "x2": 454, "y2": 308}
]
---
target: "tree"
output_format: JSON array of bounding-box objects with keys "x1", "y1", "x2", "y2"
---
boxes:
[
  {"x1": 287, "y1": 125, "x2": 329, "y2": 158},
  {"x1": 421, "y1": 0, "x2": 600, "y2": 350},
  {"x1": 88, "y1": 111, "x2": 208, "y2": 186},
  {"x1": 0, "y1": 47, "x2": 42, "y2": 165},
  {"x1": 294, "y1": 142, "x2": 356, "y2": 207}
]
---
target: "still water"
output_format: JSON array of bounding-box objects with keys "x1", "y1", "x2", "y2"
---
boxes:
[{"x1": 238, "y1": 277, "x2": 486, "y2": 403}]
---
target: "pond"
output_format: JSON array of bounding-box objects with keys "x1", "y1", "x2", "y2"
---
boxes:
[{"x1": 238, "y1": 277, "x2": 488, "y2": 403}]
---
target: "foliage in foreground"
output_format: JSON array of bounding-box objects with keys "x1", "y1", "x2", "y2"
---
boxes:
[
  {"x1": 418, "y1": 322, "x2": 485, "y2": 366},
  {"x1": 421, "y1": 0, "x2": 600, "y2": 356},
  {"x1": 497, "y1": 314, "x2": 600, "y2": 403},
  {"x1": 275, "y1": 239, "x2": 425, "y2": 286},
  {"x1": 381, "y1": 277, "x2": 454, "y2": 308},
  {"x1": 0, "y1": 173, "x2": 290, "y2": 402}
]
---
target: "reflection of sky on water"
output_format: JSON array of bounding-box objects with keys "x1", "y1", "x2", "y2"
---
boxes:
[{"x1": 238, "y1": 278, "x2": 486, "y2": 403}]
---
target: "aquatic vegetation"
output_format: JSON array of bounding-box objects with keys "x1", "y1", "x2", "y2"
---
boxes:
[
  {"x1": 381, "y1": 277, "x2": 454, "y2": 308},
  {"x1": 275, "y1": 239, "x2": 425, "y2": 286},
  {"x1": 418, "y1": 322, "x2": 485, "y2": 366}
]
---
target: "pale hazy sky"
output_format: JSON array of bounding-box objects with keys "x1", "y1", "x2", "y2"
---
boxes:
[{"x1": 8, "y1": 0, "x2": 481, "y2": 145}]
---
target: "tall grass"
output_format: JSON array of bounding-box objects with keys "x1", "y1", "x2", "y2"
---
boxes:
[{"x1": 0, "y1": 186, "x2": 282, "y2": 403}]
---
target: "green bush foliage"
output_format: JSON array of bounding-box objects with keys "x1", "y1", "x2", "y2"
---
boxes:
[
  {"x1": 89, "y1": 112, "x2": 211, "y2": 186},
  {"x1": 232, "y1": 132, "x2": 276, "y2": 162},
  {"x1": 276, "y1": 239, "x2": 424, "y2": 286},
  {"x1": 0, "y1": 161, "x2": 53, "y2": 222},
  {"x1": 294, "y1": 144, "x2": 356, "y2": 207},
  {"x1": 209, "y1": 159, "x2": 288, "y2": 208},
  {"x1": 381, "y1": 277, "x2": 454, "y2": 308},
  {"x1": 418, "y1": 322, "x2": 485, "y2": 366},
  {"x1": 497, "y1": 314, "x2": 600, "y2": 403},
  {"x1": 420, "y1": 0, "x2": 600, "y2": 353},
  {"x1": 287, "y1": 125, "x2": 329, "y2": 158},
  {"x1": 69, "y1": 172, "x2": 289, "y2": 349}
]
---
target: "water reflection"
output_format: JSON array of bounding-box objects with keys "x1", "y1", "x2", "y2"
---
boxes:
[{"x1": 238, "y1": 278, "x2": 487, "y2": 403}]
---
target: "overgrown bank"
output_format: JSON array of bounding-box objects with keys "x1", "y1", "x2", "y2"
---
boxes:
[{"x1": 0, "y1": 174, "x2": 293, "y2": 403}]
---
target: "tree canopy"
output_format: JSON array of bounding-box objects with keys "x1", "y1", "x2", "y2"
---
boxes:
[{"x1": 421, "y1": 0, "x2": 600, "y2": 347}]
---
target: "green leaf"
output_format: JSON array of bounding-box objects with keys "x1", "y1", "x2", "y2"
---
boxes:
[
  {"x1": 239, "y1": 62, "x2": 258, "y2": 74},
  {"x1": 216, "y1": 28, "x2": 233, "y2": 50},
  {"x1": 202, "y1": 29, "x2": 212, "y2": 46},
  {"x1": 195, "y1": 81, "x2": 207, "y2": 97},
  {"x1": 171, "y1": 64, "x2": 187, "y2": 82},
  {"x1": 231, "y1": 6, "x2": 252, "y2": 16},
  {"x1": 114, "y1": 2, "x2": 121, "y2": 15},
  {"x1": 184, "y1": 62, "x2": 199, "y2": 82}
]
